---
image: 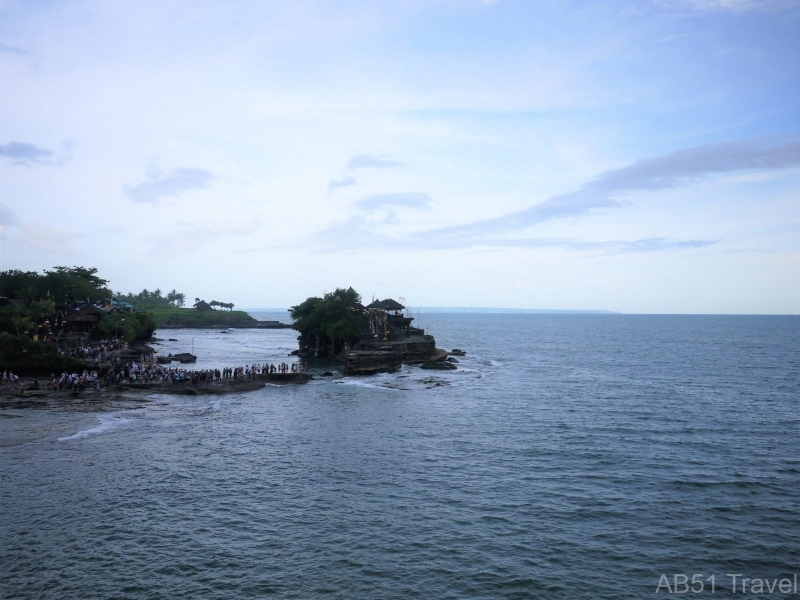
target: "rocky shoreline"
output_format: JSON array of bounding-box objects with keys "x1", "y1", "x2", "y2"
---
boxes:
[
  {"x1": 0, "y1": 377, "x2": 282, "y2": 409},
  {"x1": 155, "y1": 319, "x2": 291, "y2": 329}
]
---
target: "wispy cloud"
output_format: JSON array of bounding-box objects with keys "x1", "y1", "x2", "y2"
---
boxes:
[
  {"x1": 0, "y1": 203, "x2": 20, "y2": 233},
  {"x1": 346, "y1": 154, "x2": 405, "y2": 169},
  {"x1": 721, "y1": 171, "x2": 789, "y2": 183},
  {"x1": 0, "y1": 42, "x2": 31, "y2": 56},
  {"x1": 151, "y1": 221, "x2": 260, "y2": 254},
  {"x1": 356, "y1": 192, "x2": 432, "y2": 211},
  {"x1": 0, "y1": 140, "x2": 74, "y2": 166},
  {"x1": 1, "y1": 208, "x2": 79, "y2": 252},
  {"x1": 0, "y1": 141, "x2": 55, "y2": 165},
  {"x1": 328, "y1": 176, "x2": 356, "y2": 194},
  {"x1": 125, "y1": 167, "x2": 214, "y2": 204},
  {"x1": 653, "y1": 0, "x2": 800, "y2": 14},
  {"x1": 300, "y1": 215, "x2": 716, "y2": 255},
  {"x1": 571, "y1": 237, "x2": 717, "y2": 254},
  {"x1": 298, "y1": 138, "x2": 795, "y2": 254},
  {"x1": 419, "y1": 138, "x2": 800, "y2": 240},
  {"x1": 19, "y1": 224, "x2": 79, "y2": 254},
  {"x1": 658, "y1": 33, "x2": 692, "y2": 43}
]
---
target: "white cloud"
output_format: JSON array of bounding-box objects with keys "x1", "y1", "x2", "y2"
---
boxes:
[
  {"x1": 151, "y1": 221, "x2": 260, "y2": 254},
  {"x1": 328, "y1": 176, "x2": 357, "y2": 194},
  {"x1": 356, "y1": 193, "x2": 433, "y2": 211},
  {"x1": 418, "y1": 138, "x2": 800, "y2": 241},
  {"x1": 19, "y1": 224, "x2": 79, "y2": 253},
  {"x1": 346, "y1": 154, "x2": 405, "y2": 170},
  {"x1": 125, "y1": 167, "x2": 214, "y2": 204},
  {"x1": 653, "y1": 0, "x2": 800, "y2": 13},
  {"x1": 0, "y1": 140, "x2": 70, "y2": 166},
  {"x1": 0, "y1": 203, "x2": 20, "y2": 233}
]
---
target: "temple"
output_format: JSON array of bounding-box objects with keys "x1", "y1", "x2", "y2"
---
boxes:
[{"x1": 343, "y1": 298, "x2": 445, "y2": 375}]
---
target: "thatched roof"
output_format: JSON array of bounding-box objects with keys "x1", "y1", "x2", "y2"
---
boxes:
[
  {"x1": 66, "y1": 312, "x2": 98, "y2": 323},
  {"x1": 366, "y1": 298, "x2": 405, "y2": 310},
  {"x1": 78, "y1": 304, "x2": 102, "y2": 315}
]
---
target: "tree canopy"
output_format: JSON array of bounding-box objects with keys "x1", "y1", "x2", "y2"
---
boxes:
[
  {"x1": 290, "y1": 287, "x2": 365, "y2": 355},
  {"x1": 0, "y1": 266, "x2": 157, "y2": 367},
  {"x1": 0, "y1": 266, "x2": 110, "y2": 304},
  {"x1": 116, "y1": 288, "x2": 186, "y2": 308}
]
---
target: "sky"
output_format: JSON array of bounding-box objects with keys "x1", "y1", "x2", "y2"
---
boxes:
[{"x1": 1, "y1": 0, "x2": 799, "y2": 314}]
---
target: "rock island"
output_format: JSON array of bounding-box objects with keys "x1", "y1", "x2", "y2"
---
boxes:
[{"x1": 291, "y1": 288, "x2": 448, "y2": 375}]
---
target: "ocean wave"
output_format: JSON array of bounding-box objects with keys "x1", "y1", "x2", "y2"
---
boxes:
[
  {"x1": 336, "y1": 377, "x2": 401, "y2": 391},
  {"x1": 58, "y1": 415, "x2": 132, "y2": 441}
]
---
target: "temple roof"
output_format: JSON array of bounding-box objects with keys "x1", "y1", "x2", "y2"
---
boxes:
[
  {"x1": 66, "y1": 312, "x2": 98, "y2": 322},
  {"x1": 78, "y1": 304, "x2": 102, "y2": 315},
  {"x1": 367, "y1": 298, "x2": 405, "y2": 310}
]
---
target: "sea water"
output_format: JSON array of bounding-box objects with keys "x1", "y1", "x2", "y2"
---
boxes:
[{"x1": 1, "y1": 314, "x2": 798, "y2": 599}]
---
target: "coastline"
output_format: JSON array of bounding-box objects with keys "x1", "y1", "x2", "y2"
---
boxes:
[
  {"x1": 154, "y1": 321, "x2": 292, "y2": 329},
  {"x1": 146, "y1": 306, "x2": 291, "y2": 329}
]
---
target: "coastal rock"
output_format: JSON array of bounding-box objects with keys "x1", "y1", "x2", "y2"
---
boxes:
[
  {"x1": 129, "y1": 341, "x2": 155, "y2": 354},
  {"x1": 256, "y1": 321, "x2": 292, "y2": 329},
  {"x1": 171, "y1": 352, "x2": 197, "y2": 364},
  {"x1": 321, "y1": 371, "x2": 334, "y2": 377},
  {"x1": 420, "y1": 361, "x2": 457, "y2": 370},
  {"x1": 450, "y1": 349, "x2": 466, "y2": 356},
  {"x1": 342, "y1": 350, "x2": 404, "y2": 375},
  {"x1": 446, "y1": 357, "x2": 459, "y2": 363}
]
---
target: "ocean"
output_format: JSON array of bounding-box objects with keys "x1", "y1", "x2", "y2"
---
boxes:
[{"x1": 1, "y1": 313, "x2": 798, "y2": 599}]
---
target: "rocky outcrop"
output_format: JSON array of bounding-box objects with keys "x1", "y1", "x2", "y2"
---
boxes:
[
  {"x1": 255, "y1": 321, "x2": 292, "y2": 329},
  {"x1": 171, "y1": 352, "x2": 197, "y2": 363},
  {"x1": 420, "y1": 360, "x2": 457, "y2": 370},
  {"x1": 257, "y1": 372, "x2": 312, "y2": 384},
  {"x1": 342, "y1": 350, "x2": 405, "y2": 375}
]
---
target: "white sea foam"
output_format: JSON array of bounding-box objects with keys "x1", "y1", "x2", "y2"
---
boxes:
[
  {"x1": 337, "y1": 376, "x2": 403, "y2": 390},
  {"x1": 58, "y1": 415, "x2": 132, "y2": 441}
]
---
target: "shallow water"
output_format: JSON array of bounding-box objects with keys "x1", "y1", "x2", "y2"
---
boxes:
[{"x1": 1, "y1": 314, "x2": 798, "y2": 599}]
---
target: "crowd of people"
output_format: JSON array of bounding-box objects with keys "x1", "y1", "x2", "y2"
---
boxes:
[
  {"x1": 2, "y1": 371, "x2": 21, "y2": 384},
  {"x1": 86, "y1": 357, "x2": 307, "y2": 389},
  {"x1": 5, "y1": 339, "x2": 308, "y2": 396},
  {"x1": 64, "y1": 338, "x2": 122, "y2": 365}
]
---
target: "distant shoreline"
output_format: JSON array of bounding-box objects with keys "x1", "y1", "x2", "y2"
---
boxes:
[
  {"x1": 243, "y1": 307, "x2": 619, "y2": 315},
  {"x1": 156, "y1": 322, "x2": 292, "y2": 330},
  {"x1": 147, "y1": 306, "x2": 291, "y2": 329}
]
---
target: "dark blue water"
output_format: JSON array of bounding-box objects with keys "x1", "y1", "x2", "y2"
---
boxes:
[{"x1": 1, "y1": 315, "x2": 798, "y2": 599}]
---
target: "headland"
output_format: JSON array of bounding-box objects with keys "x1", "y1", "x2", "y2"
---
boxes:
[
  {"x1": 146, "y1": 306, "x2": 291, "y2": 329},
  {"x1": 291, "y1": 289, "x2": 456, "y2": 375}
]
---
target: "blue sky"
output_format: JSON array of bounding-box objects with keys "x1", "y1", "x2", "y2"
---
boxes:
[{"x1": 1, "y1": 0, "x2": 798, "y2": 313}]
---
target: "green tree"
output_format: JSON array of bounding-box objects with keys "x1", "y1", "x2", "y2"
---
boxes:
[
  {"x1": 44, "y1": 266, "x2": 110, "y2": 303},
  {"x1": 194, "y1": 298, "x2": 212, "y2": 312},
  {"x1": 290, "y1": 287, "x2": 365, "y2": 356}
]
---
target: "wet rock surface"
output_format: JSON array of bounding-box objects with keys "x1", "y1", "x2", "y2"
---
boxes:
[
  {"x1": 341, "y1": 350, "x2": 405, "y2": 375},
  {"x1": 420, "y1": 361, "x2": 457, "y2": 370}
]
